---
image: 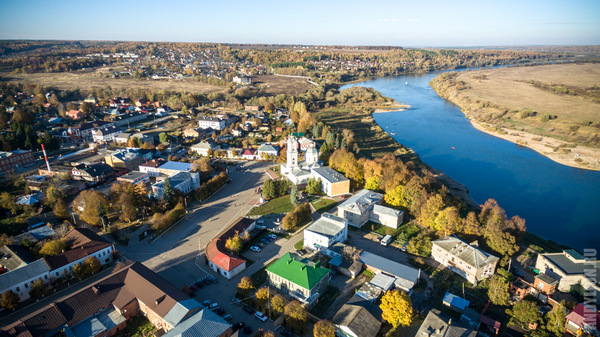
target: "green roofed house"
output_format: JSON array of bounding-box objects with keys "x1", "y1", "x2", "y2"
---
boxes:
[{"x1": 266, "y1": 252, "x2": 330, "y2": 307}]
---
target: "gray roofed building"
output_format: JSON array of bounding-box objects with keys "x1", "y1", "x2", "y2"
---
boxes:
[
  {"x1": 0, "y1": 245, "x2": 36, "y2": 272},
  {"x1": 432, "y1": 235, "x2": 499, "y2": 284},
  {"x1": 359, "y1": 251, "x2": 420, "y2": 292},
  {"x1": 303, "y1": 213, "x2": 348, "y2": 250},
  {"x1": 163, "y1": 299, "x2": 203, "y2": 328},
  {"x1": 158, "y1": 161, "x2": 194, "y2": 174},
  {"x1": 152, "y1": 171, "x2": 199, "y2": 198},
  {"x1": 190, "y1": 141, "x2": 221, "y2": 156},
  {"x1": 311, "y1": 167, "x2": 348, "y2": 184},
  {"x1": 415, "y1": 309, "x2": 477, "y2": 337},
  {"x1": 332, "y1": 303, "x2": 381, "y2": 337},
  {"x1": 535, "y1": 249, "x2": 600, "y2": 297},
  {"x1": 337, "y1": 189, "x2": 403, "y2": 228},
  {"x1": 14, "y1": 226, "x2": 57, "y2": 244},
  {"x1": 369, "y1": 273, "x2": 396, "y2": 291},
  {"x1": 0, "y1": 259, "x2": 51, "y2": 301},
  {"x1": 310, "y1": 166, "x2": 350, "y2": 197},
  {"x1": 162, "y1": 308, "x2": 231, "y2": 337}
]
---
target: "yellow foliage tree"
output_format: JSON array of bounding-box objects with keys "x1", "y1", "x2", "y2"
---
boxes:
[
  {"x1": 237, "y1": 276, "x2": 254, "y2": 297},
  {"x1": 313, "y1": 320, "x2": 335, "y2": 337},
  {"x1": 384, "y1": 185, "x2": 403, "y2": 207},
  {"x1": 379, "y1": 290, "x2": 413, "y2": 328}
]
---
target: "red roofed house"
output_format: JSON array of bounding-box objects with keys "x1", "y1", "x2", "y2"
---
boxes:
[
  {"x1": 565, "y1": 304, "x2": 600, "y2": 336},
  {"x1": 45, "y1": 228, "x2": 115, "y2": 280},
  {"x1": 67, "y1": 109, "x2": 84, "y2": 120},
  {"x1": 206, "y1": 218, "x2": 255, "y2": 279},
  {"x1": 241, "y1": 148, "x2": 257, "y2": 160}
]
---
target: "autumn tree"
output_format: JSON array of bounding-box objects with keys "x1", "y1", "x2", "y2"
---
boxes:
[
  {"x1": 271, "y1": 294, "x2": 286, "y2": 314},
  {"x1": 39, "y1": 239, "x2": 68, "y2": 256},
  {"x1": 313, "y1": 320, "x2": 335, "y2": 337},
  {"x1": 72, "y1": 190, "x2": 109, "y2": 226},
  {"x1": 0, "y1": 290, "x2": 19, "y2": 310},
  {"x1": 487, "y1": 275, "x2": 510, "y2": 306},
  {"x1": 256, "y1": 287, "x2": 271, "y2": 312},
  {"x1": 284, "y1": 300, "x2": 308, "y2": 332},
  {"x1": 545, "y1": 301, "x2": 567, "y2": 336},
  {"x1": 29, "y1": 278, "x2": 48, "y2": 299},
  {"x1": 84, "y1": 256, "x2": 101, "y2": 274},
  {"x1": 380, "y1": 290, "x2": 413, "y2": 328},
  {"x1": 506, "y1": 300, "x2": 541, "y2": 329},
  {"x1": 73, "y1": 263, "x2": 87, "y2": 279},
  {"x1": 225, "y1": 234, "x2": 243, "y2": 255},
  {"x1": 406, "y1": 233, "x2": 432, "y2": 257},
  {"x1": 237, "y1": 276, "x2": 254, "y2": 297},
  {"x1": 384, "y1": 185, "x2": 403, "y2": 207}
]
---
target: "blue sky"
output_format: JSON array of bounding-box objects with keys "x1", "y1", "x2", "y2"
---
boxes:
[{"x1": 0, "y1": 0, "x2": 598, "y2": 46}]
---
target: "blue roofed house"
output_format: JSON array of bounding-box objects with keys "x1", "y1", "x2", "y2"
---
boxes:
[{"x1": 443, "y1": 292, "x2": 470, "y2": 312}]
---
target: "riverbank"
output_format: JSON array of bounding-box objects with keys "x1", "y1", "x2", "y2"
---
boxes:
[
  {"x1": 468, "y1": 119, "x2": 600, "y2": 171},
  {"x1": 429, "y1": 64, "x2": 600, "y2": 171}
]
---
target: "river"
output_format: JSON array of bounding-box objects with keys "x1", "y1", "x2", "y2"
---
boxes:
[{"x1": 342, "y1": 71, "x2": 600, "y2": 251}]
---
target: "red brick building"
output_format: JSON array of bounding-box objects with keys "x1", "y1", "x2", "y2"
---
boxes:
[{"x1": 0, "y1": 150, "x2": 34, "y2": 174}]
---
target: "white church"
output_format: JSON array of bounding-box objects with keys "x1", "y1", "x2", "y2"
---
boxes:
[{"x1": 280, "y1": 135, "x2": 320, "y2": 185}]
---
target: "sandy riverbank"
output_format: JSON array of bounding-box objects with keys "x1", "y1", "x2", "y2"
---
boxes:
[{"x1": 468, "y1": 119, "x2": 600, "y2": 171}]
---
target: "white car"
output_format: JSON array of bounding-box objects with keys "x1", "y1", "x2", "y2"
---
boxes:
[
  {"x1": 267, "y1": 234, "x2": 277, "y2": 240},
  {"x1": 255, "y1": 311, "x2": 267, "y2": 322},
  {"x1": 208, "y1": 302, "x2": 219, "y2": 310},
  {"x1": 250, "y1": 246, "x2": 261, "y2": 252}
]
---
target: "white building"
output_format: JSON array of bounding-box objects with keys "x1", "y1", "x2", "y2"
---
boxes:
[
  {"x1": 280, "y1": 136, "x2": 320, "y2": 185},
  {"x1": 197, "y1": 115, "x2": 225, "y2": 130},
  {"x1": 0, "y1": 258, "x2": 50, "y2": 302},
  {"x1": 92, "y1": 125, "x2": 121, "y2": 143},
  {"x1": 310, "y1": 166, "x2": 350, "y2": 197},
  {"x1": 152, "y1": 172, "x2": 199, "y2": 198},
  {"x1": 432, "y1": 235, "x2": 499, "y2": 284},
  {"x1": 535, "y1": 250, "x2": 600, "y2": 297},
  {"x1": 138, "y1": 159, "x2": 165, "y2": 177},
  {"x1": 257, "y1": 143, "x2": 278, "y2": 159},
  {"x1": 337, "y1": 189, "x2": 404, "y2": 228},
  {"x1": 190, "y1": 142, "x2": 221, "y2": 157},
  {"x1": 304, "y1": 213, "x2": 348, "y2": 250},
  {"x1": 233, "y1": 76, "x2": 251, "y2": 85},
  {"x1": 157, "y1": 161, "x2": 194, "y2": 176}
]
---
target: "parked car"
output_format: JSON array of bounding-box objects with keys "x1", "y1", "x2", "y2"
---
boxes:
[
  {"x1": 233, "y1": 322, "x2": 245, "y2": 332},
  {"x1": 214, "y1": 308, "x2": 225, "y2": 316},
  {"x1": 203, "y1": 278, "x2": 212, "y2": 285},
  {"x1": 250, "y1": 246, "x2": 261, "y2": 252},
  {"x1": 223, "y1": 314, "x2": 233, "y2": 321},
  {"x1": 242, "y1": 326, "x2": 253, "y2": 335},
  {"x1": 267, "y1": 233, "x2": 277, "y2": 240},
  {"x1": 210, "y1": 277, "x2": 219, "y2": 283},
  {"x1": 202, "y1": 300, "x2": 211, "y2": 307},
  {"x1": 243, "y1": 306, "x2": 254, "y2": 314},
  {"x1": 255, "y1": 311, "x2": 267, "y2": 322},
  {"x1": 194, "y1": 281, "x2": 205, "y2": 288},
  {"x1": 208, "y1": 303, "x2": 219, "y2": 310},
  {"x1": 190, "y1": 284, "x2": 199, "y2": 292},
  {"x1": 261, "y1": 238, "x2": 270, "y2": 244},
  {"x1": 279, "y1": 328, "x2": 292, "y2": 337},
  {"x1": 232, "y1": 297, "x2": 241, "y2": 304},
  {"x1": 258, "y1": 242, "x2": 265, "y2": 248}
]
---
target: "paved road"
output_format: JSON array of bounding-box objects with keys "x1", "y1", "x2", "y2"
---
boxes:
[{"x1": 115, "y1": 161, "x2": 304, "y2": 334}]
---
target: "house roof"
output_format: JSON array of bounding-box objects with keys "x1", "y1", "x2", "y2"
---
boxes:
[
  {"x1": 266, "y1": 252, "x2": 330, "y2": 290},
  {"x1": 197, "y1": 115, "x2": 223, "y2": 122},
  {"x1": 191, "y1": 142, "x2": 216, "y2": 150},
  {"x1": 535, "y1": 273, "x2": 558, "y2": 286},
  {"x1": 205, "y1": 218, "x2": 254, "y2": 272},
  {"x1": 242, "y1": 148, "x2": 256, "y2": 156},
  {"x1": 257, "y1": 144, "x2": 277, "y2": 152},
  {"x1": 45, "y1": 228, "x2": 112, "y2": 270},
  {"x1": 432, "y1": 235, "x2": 499, "y2": 269},
  {"x1": 416, "y1": 309, "x2": 477, "y2": 337},
  {"x1": 0, "y1": 259, "x2": 50, "y2": 291},
  {"x1": 566, "y1": 304, "x2": 600, "y2": 328},
  {"x1": 162, "y1": 308, "x2": 231, "y2": 337},
  {"x1": 0, "y1": 245, "x2": 36, "y2": 271},
  {"x1": 541, "y1": 251, "x2": 600, "y2": 278},
  {"x1": 372, "y1": 204, "x2": 403, "y2": 218},
  {"x1": 109, "y1": 148, "x2": 140, "y2": 162},
  {"x1": 443, "y1": 292, "x2": 470, "y2": 311},
  {"x1": 154, "y1": 172, "x2": 194, "y2": 190},
  {"x1": 332, "y1": 303, "x2": 381, "y2": 337},
  {"x1": 2, "y1": 261, "x2": 191, "y2": 337},
  {"x1": 337, "y1": 189, "x2": 383, "y2": 215},
  {"x1": 359, "y1": 251, "x2": 419, "y2": 290},
  {"x1": 311, "y1": 167, "x2": 349, "y2": 184},
  {"x1": 139, "y1": 158, "x2": 165, "y2": 168},
  {"x1": 305, "y1": 213, "x2": 346, "y2": 238},
  {"x1": 369, "y1": 273, "x2": 396, "y2": 291},
  {"x1": 83, "y1": 163, "x2": 114, "y2": 178},
  {"x1": 163, "y1": 299, "x2": 203, "y2": 328},
  {"x1": 117, "y1": 171, "x2": 148, "y2": 181},
  {"x1": 159, "y1": 161, "x2": 193, "y2": 172}
]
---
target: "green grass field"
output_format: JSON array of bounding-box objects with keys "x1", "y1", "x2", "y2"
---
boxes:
[{"x1": 247, "y1": 195, "x2": 294, "y2": 216}]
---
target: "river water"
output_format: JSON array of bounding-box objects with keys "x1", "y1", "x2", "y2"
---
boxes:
[{"x1": 342, "y1": 72, "x2": 600, "y2": 251}]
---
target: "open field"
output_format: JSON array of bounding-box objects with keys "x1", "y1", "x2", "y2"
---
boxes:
[
  {"x1": 431, "y1": 63, "x2": 600, "y2": 170},
  {"x1": 252, "y1": 74, "x2": 313, "y2": 96},
  {"x1": 0, "y1": 67, "x2": 313, "y2": 96}
]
